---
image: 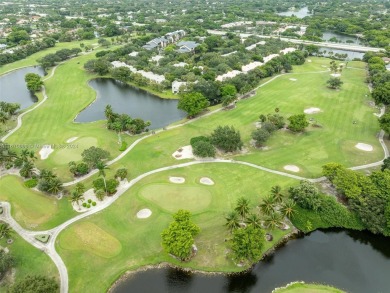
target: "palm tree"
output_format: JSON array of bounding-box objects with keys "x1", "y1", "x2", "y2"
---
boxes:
[
  {"x1": 96, "y1": 161, "x2": 109, "y2": 194},
  {"x1": 20, "y1": 149, "x2": 30, "y2": 162},
  {"x1": 234, "y1": 197, "x2": 250, "y2": 221},
  {"x1": 74, "y1": 183, "x2": 86, "y2": 195},
  {"x1": 19, "y1": 161, "x2": 34, "y2": 178},
  {"x1": 270, "y1": 185, "x2": 283, "y2": 203},
  {"x1": 95, "y1": 189, "x2": 105, "y2": 201},
  {"x1": 112, "y1": 121, "x2": 122, "y2": 144},
  {"x1": 69, "y1": 191, "x2": 84, "y2": 209},
  {"x1": 225, "y1": 211, "x2": 240, "y2": 231},
  {"x1": 263, "y1": 211, "x2": 283, "y2": 230},
  {"x1": 281, "y1": 199, "x2": 297, "y2": 218},
  {"x1": 40, "y1": 169, "x2": 55, "y2": 180},
  {"x1": 245, "y1": 213, "x2": 262, "y2": 229},
  {"x1": 0, "y1": 223, "x2": 13, "y2": 239},
  {"x1": 47, "y1": 178, "x2": 63, "y2": 195},
  {"x1": 259, "y1": 195, "x2": 276, "y2": 216},
  {"x1": 104, "y1": 104, "x2": 114, "y2": 122},
  {"x1": 28, "y1": 150, "x2": 37, "y2": 161}
]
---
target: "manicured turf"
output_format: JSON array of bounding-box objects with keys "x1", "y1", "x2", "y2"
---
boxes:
[
  {"x1": 139, "y1": 183, "x2": 212, "y2": 213},
  {"x1": 52, "y1": 137, "x2": 98, "y2": 164},
  {"x1": 273, "y1": 282, "x2": 346, "y2": 293},
  {"x1": 0, "y1": 234, "x2": 58, "y2": 290},
  {"x1": 0, "y1": 176, "x2": 76, "y2": 230},
  {"x1": 57, "y1": 163, "x2": 297, "y2": 293}
]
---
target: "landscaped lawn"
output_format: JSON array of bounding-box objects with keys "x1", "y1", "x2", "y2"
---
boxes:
[
  {"x1": 0, "y1": 234, "x2": 58, "y2": 291},
  {"x1": 0, "y1": 176, "x2": 76, "y2": 230},
  {"x1": 57, "y1": 163, "x2": 297, "y2": 293}
]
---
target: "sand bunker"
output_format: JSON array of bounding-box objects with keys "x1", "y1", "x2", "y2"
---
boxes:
[
  {"x1": 169, "y1": 176, "x2": 185, "y2": 184},
  {"x1": 304, "y1": 107, "x2": 321, "y2": 114},
  {"x1": 39, "y1": 145, "x2": 54, "y2": 160},
  {"x1": 255, "y1": 122, "x2": 262, "y2": 128},
  {"x1": 330, "y1": 73, "x2": 341, "y2": 77},
  {"x1": 172, "y1": 145, "x2": 194, "y2": 160},
  {"x1": 66, "y1": 137, "x2": 78, "y2": 143},
  {"x1": 200, "y1": 177, "x2": 215, "y2": 185},
  {"x1": 289, "y1": 78, "x2": 297, "y2": 81},
  {"x1": 137, "y1": 208, "x2": 152, "y2": 219},
  {"x1": 355, "y1": 143, "x2": 373, "y2": 152},
  {"x1": 307, "y1": 59, "x2": 312, "y2": 63},
  {"x1": 71, "y1": 189, "x2": 111, "y2": 213},
  {"x1": 284, "y1": 165, "x2": 300, "y2": 172}
]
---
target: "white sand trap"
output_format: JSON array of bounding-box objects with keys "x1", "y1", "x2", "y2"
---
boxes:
[
  {"x1": 200, "y1": 177, "x2": 214, "y2": 185},
  {"x1": 172, "y1": 145, "x2": 194, "y2": 160},
  {"x1": 169, "y1": 176, "x2": 185, "y2": 184},
  {"x1": 339, "y1": 63, "x2": 345, "y2": 66},
  {"x1": 255, "y1": 121, "x2": 262, "y2": 128},
  {"x1": 307, "y1": 59, "x2": 312, "y2": 63},
  {"x1": 284, "y1": 165, "x2": 300, "y2": 172},
  {"x1": 321, "y1": 65, "x2": 328, "y2": 68},
  {"x1": 289, "y1": 78, "x2": 297, "y2": 81},
  {"x1": 330, "y1": 73, "x2": 341, "y2": 77},
  {"x1": 39, "y1": 145, "x2": 54, "y2": 160},
  {"x1": 137, "y1": 208, "x2": 152, "y2": 219},
  {"x1": 304, "y1": 107, "x2": 321, "y2": 114},
  {"x1": 355, "y1": 143, "x2": 373, "y2": 152},
  {"x1": 373, "y1": 113, "x2": 382, "y2": 117},
  {"x1": 66, "y1": 137, "x2": 78, "y2": 143}
]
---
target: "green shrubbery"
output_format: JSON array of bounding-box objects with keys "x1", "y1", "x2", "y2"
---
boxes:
[
  {"x1": 119, "y1": 141, "x2": 128, "y2": 151},
  {"x1": 24, "y1": 178, "x2": 38, "y2": 188}
]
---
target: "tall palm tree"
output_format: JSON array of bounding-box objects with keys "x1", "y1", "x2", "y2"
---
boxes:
[
  {"x1": 20, "y1": 149, "x2": 30, "y2": 162},
  {"x1": 96, "y1": 161, "x2": 109, "y2": 194},
  {"x1": 19, "y1": 161, "x2": 34, "y2": 178},
  {"x1": 40, "y1": 169, "x2": 55, "y2": 180},
  {"x1": 270, "y1": 185, "x2": 283, "y2": 203},
  {"x1": 234, "y1": 197, "x2": 250, "y2": 221},
  {"x1": 281, "y1": 199, "x2": 297, "y2": 218},
  {"x1": 263, "y1": 211, "x2": 283, "y2": 230},
  {"x1": 104, "y1": 104, "x2": 114, "y2": 122},
  {"x1": 259, "y1": 195, "x2": 276, "y2": 216},
  {"x1": 225, "y1": 211, "x2": 240, "y2": 232},
  {"x1": 245, "y1": 213, "x2": 262, "y2": 229},
  {"x1": 0, "y1": 223, "x2": 13, "y2": 239},
  {"x1": 70, "y1": 191, "x2": 84, "y2": 209},
  {"x1": 48, "y1": 178, "x2": 63, "y2": 195}
]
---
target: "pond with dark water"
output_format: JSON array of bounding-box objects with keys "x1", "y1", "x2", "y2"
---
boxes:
[
  {"x1": 0, "y1": 66, "x2": 45, "y2": 109},
  {"x1": 322, "y1": 31, "x2": 361, "y2": 45},
  {"x1": 113, "y1": 230, "x2": 390, "y2": 293},
  {"x1": 318, "y1": 48, "x2": 364, "y2": 60},
  {"x1": 75, "y1": 78, "x2": 186, "y2": 129}
]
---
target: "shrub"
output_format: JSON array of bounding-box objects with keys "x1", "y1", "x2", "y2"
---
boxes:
[
  {"x1": 261, "y1": 122, "x2": 277, "y2": 133},
  {"x1": 251, "y1": 128, "x2": 270, "y2": 147},
  {"x1": 93, "y1": 178, "x2": 105, "y2": 191},
  {"x1": 88, "y1": 199, "x2": 92, "y2": 203},
  {"x1": 24, "y1": 178, "x2": 38, "y2": 188},
  {"x1": 190, "y1": 136, "x2": 210, "y2": 147},
  {"x1": 192, "y1": 141, "x2": 215, "y2": 158},
  {"x1": 119, "y1": 141, "x2": 128, "y2": 151},
  {"x1": 210, "y1": 125, "x2": 243, "y2": 152},
  {"x1": 288, "y1": 114, "x2": 309, "y2": 132},
  {"x1": 115, "y1": 168, "x2": 128, "y2": 180},
  {"x1": 87, "y1": 204, "x2": 91, "y2": 208},
  {"x1": 106, "y1": 178, "x2": 119, "y2": 194},
  {"x1": 92, "y1": 202, "x2": 96, "y2": 206},
  {"x1": 82, "y1": 203, "x2": 87, "y2": 207}
]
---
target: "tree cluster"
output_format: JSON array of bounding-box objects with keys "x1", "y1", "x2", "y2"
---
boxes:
[
  {"x1": 8, "y1": 275, "x2": 58, "y2": 293},
  {"x1": 24, "y1": 73, "x2": 43, "y2": 93},
  {"x1": 105, "y1": 105, "x2": 151, "y2": 135},
  {"x1": 252, "y1": 112, "x2": 285, "y2": 147},
  {"x1": 38, "y1": 48, "x2": 82, "y2": 70},
  {"x1": 161, "y1": 210, "x2": 200, "y2": 261},
  {"x1": 190, "y1": 136, "x2": 215, "y2": 158},
  {"x1": 0, "y1": 102, "x2": 20, "y2": 128}
]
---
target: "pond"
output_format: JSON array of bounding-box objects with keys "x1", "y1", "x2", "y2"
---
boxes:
[
  {"x1": 112, "y1": 229, "x2": 390, "y2": 293},
  {"x1": 75, "y1": 78, "x2": 186, "y2": 129},
  {"x1": 0, "y1": 66, "x2": 45, "y2": 110},
  {"x1": 276, "y1": 7, "x2": 311, "y2": 18},
  {"x1": 322, "y1": 31, "x2": 361, "y2": 45},
  {"x1": 317, "y1": 47, "x2": 364, "y2": 60}
]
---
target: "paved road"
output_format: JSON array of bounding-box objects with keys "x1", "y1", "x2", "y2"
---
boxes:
[{"x1": 207, "y1": 30, "x2": 383, "y2": 53}]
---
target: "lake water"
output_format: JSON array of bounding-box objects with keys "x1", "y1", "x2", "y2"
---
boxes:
[
  {"x1": 112, "y1": 230, "x2": 390, "y2": 293},
  {"x1": 322, "y1": 31, "x2": 361, "y2": 45},
  {"x1": 75, "y1": 78, "x2": 186, "y2": 129},
  {"x1": 0, "y1": 66, "x2": 45, "y2": 109},
  {"x1": 277, "y1": 7, "x2": 311, "y2": 18},
  {"x1": 317, "y1": 47, "x2": 364, "y2": 60}
]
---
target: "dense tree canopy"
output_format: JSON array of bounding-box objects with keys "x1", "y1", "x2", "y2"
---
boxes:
[
  {"x1": 210, "y1": 125, "x2": 243, "y2": 152},
  {"x1": 178, "y1": 92, "x2": 210, "y2": 118}
]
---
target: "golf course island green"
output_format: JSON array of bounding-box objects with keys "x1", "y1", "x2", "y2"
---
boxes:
[
  {"x1": 0, "y1": 40, "x2": 388, "y2": 293},
  {"x1": 272, "y1": 282, "x2": 346, "y2": 293}
]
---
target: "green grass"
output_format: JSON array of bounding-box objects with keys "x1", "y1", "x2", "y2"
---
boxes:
[
  {"x1": 139, "y1": 183, "x2": 212, "y2": 213},
  {"x1": 0, "y1": 176, "x2": 76, "y2": 230},
  {"x1": 0, "y1": 39, "x2": 98, "y2": 75},
  {"x1": 57, "y1": 163, "x2": 297, "y2": 293},
  {"x1": 273, "y1": 282, "x2": 346, "y2": 293},
  {"x1": 0, "y1": 234, "x2": 58, "y2": 292}
]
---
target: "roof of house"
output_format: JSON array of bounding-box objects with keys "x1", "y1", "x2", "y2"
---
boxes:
[{"x1": 176, "y1": 41, "x2": 199, "y2": 53}]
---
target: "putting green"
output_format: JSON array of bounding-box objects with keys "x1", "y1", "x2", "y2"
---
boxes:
[
  {"x1": 59, "y1": 222, "x2": 122, "y2": 258},
  {"x1": 52, "y1": 137, "x2": 98, "y2": 164},
  {"x1": 273, "y1": 282, "x2": 346, "y2": 293},
  {"x1": 139, "y1": 183, "x2": 212, "y2": 213}
]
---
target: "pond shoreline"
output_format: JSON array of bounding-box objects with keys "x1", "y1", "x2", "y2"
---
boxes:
[{"x1": 108, "y1": 227, "x2": 301, "y2": 292}]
